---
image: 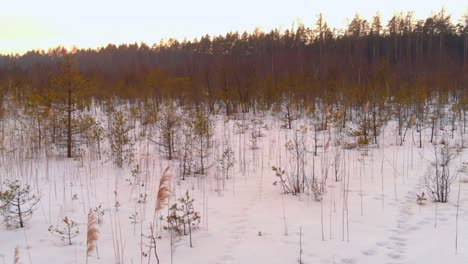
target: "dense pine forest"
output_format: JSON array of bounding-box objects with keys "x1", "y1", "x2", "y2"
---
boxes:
[{"x1": 0, "y1": 10, "x2": 467, "y2": 108}]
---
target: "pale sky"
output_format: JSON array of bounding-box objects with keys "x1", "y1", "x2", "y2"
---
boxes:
[{"x1": 1, "y1": 0, "x2": 466, "y2": 55}]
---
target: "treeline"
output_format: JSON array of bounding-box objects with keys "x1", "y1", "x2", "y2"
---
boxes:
[{"x1": 0, "y1": 9, "x2": 467, "y2": 113}]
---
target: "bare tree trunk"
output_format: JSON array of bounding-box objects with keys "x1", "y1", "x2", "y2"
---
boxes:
[
  {"x1": 67, "y1": 63, "x2": 73, "y2": 158},
  {"x1": 17, "y1": 198, "x2": 23, "y2": 228}
]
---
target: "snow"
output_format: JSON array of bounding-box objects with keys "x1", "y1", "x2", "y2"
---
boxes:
[{"x1": 1, "y1": 115, "x2": 467, "y2": 264}]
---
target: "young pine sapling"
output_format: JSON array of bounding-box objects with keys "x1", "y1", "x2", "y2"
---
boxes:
[
  {"x1": 165, "y1": 191, "x2": 201, "y2": 248},
  {"x1": 48, "y1": 216, "x2": 79, "y2": 245},
  {"x1": 0, "y1": 180, "x2": 40, "y2": 228}
]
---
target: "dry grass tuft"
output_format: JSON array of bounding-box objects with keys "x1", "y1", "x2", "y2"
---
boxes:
[
  {"x1": 14, "y1": 246, "x2": 20, "y2": 264},
  {"x1": 87, "y1": 209, "x2": 99, "y2": 257},
  {"x1": 156, "y1": 166, "x2": 171, "y2": 212}
]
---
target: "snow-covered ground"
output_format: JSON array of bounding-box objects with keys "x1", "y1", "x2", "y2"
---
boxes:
[{"x1": 1, "y1": 115, "x2": 467, "y2": 264}]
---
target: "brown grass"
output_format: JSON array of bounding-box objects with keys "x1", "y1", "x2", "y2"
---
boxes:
[
  {"x1": 156, "y1": 166, "x2": 171, "y2": 212},
  {"x1": 14, "y1": 246, "x2": 19, "y2": 264},
  {"x1": 86, "y1": 209, "x2": 99, "y2": 257}
]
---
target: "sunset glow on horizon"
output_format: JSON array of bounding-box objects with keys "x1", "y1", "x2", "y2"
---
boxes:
[{"x1": 1, "y1": 0, "x2": 466, "y2": 55}]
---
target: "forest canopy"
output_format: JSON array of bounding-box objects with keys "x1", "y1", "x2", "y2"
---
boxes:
[{"x1": 0, "y1": 9, "x2": 467, "y2": 112}]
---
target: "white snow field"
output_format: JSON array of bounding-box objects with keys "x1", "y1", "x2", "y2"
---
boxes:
[{"x1": 1, "y1": 115, "x2": 467, "y2": 264}]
